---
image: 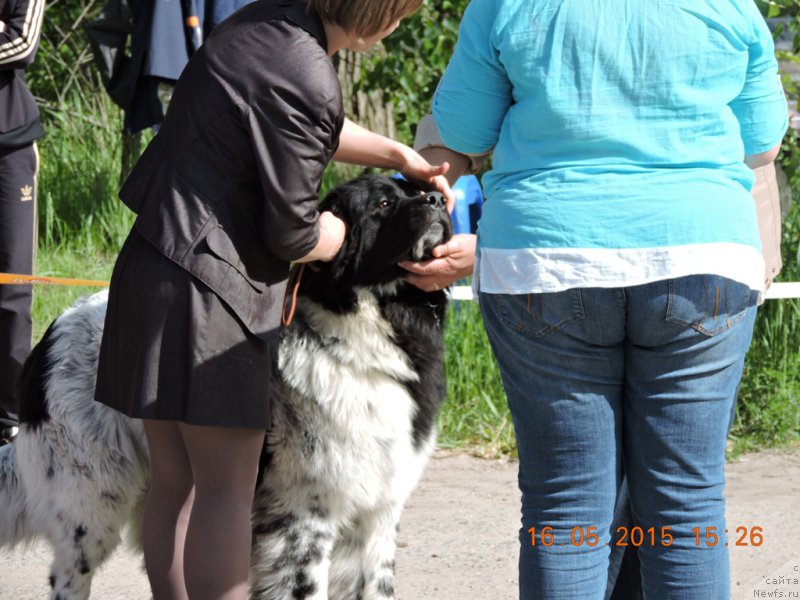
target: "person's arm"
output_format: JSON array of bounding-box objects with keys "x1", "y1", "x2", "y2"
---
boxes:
[
  {"x1": 729, "y1": 2, "x2": 788, "y2": 164},
  {"x1": 744, "y1": 141, "x2": 782, "y2": 169},
  {"x1": 293, "y1": 211, "x2": 346, "y2": 263},
  {"x1": 247, "y1": 54, "x2": 344, "y2": 263},
  {"x1": 430, "y1": 0, "x2": 511, "y2": 162},
  {"x1": 333, "y1": 118, "x2": 456, "y2": 209},
  {"x1": 413, "y1": 115, "x2": 473, "y2": 186},
  {"x1": 0, "y1": 0, "x2": 45, "y2": 70},
  {"x1": 418, "y1": 146, "x2": 469, "y2": 186},
  {"x1": 750, "y1": 162, "x2": 783, "y2": 289}
]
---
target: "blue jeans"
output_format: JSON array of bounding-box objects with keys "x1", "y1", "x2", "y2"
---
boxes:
[{"x1": 479, "y1": 275, "x2": 758, "y2": 600}]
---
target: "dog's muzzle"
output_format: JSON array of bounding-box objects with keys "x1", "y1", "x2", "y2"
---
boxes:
[
  {"x1": 411, "y1": 191, "x2": 451, "y2": 261},
  {"x1": 423, "y1": 191, "x2": 446, "y2": 210}
]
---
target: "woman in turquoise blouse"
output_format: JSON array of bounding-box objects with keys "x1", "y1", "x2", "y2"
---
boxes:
[{"x1": 405, "y1": 1, "x2": 787, "y2": 598}]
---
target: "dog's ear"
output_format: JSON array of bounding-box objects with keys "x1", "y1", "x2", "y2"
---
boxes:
[{"x1": 318, "y1": 188, "x2": 346, "y2": 222}]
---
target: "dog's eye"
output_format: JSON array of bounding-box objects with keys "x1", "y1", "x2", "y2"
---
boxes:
[{"x1": 377, "y1": 198, "x2": 392, "y2": 209}]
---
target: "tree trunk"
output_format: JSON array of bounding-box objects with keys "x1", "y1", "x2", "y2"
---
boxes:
[{"x1": 336, "y1": 50, "x2": 396, "y2": 139}]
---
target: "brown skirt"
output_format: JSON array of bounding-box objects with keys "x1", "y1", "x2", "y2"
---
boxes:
[{"x1": 94, "y1": 229, "x2": 275, "y2": 429}]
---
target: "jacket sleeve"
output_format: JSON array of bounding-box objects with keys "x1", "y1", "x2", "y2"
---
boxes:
[
  {"x1": 246, "y1": 57, "x2": 343, "y2": 263},
  {"x1": 0, "y1": 0, "x2": 45, "y2": 69}
]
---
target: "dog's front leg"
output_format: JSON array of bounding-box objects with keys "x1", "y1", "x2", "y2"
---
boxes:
[
  {"x1": 46, "y1": 522, "x2": 123, "y2": 600},
  {"x1": 249, "y1": 503, "x2": 336, "y2": 600},
  {"x1": 356, "y1": 504, "x2": 403, "y2": 600}
]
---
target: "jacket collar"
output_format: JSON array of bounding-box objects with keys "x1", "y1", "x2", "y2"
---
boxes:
[{"x1": 279, "y1": 0, "x2": 327, "y2": 50}]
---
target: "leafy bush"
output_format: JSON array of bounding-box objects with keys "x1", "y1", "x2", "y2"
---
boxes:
[{"x1": 357, "y1": 0, "x2": 469, "y2": 144}]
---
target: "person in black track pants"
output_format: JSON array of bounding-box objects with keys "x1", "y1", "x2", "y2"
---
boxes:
[{"x1": 0, "y1": 0, "x2": 45, "y2": 445}]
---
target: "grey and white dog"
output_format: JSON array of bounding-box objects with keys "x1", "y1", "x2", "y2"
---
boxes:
[{"x1": 0, "y1": 174, "x2": 452, "y2": 600}]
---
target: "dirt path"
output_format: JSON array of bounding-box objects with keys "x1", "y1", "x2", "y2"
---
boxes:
[{"x1": 1, "y1": 448, "x2": 798, "y2": 599}]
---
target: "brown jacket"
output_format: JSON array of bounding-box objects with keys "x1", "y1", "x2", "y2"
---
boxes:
[{"x1": 119, "y1": 0, "x2": 343, "y2": 339}]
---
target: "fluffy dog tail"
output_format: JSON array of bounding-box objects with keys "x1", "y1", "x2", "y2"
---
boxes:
[
  {"x1": 0, "y1": 316, "x2": 57, "y2": 549},
  {"x1": 0, "y1": 442, "x2": 30, "y2": 548}
]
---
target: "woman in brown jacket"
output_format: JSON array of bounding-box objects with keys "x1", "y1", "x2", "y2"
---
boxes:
[{"x1": 93, "y1": 1, "x2": 452, "y2": 598}]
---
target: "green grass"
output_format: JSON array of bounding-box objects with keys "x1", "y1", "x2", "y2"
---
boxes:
[
  {"x1": 31, "y1": 247, "x2": 114, "y2": 341},
  {"x1": 30, "y1": 94, "x2": 131, "y2": 339},
  {"x1": 733, "y1": 296, "x2": 800, "y2": 455},
  {"x1": 731, "y1": 197, "x2": 800, "y2": 454},
  {"x1": 438, "y1": 301, "x2": 515, "y2": 456}
]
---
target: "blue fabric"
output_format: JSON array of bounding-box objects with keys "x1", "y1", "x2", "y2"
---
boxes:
[
  {"x1": 207, "y1": 0, "x2": 252, "y2": 32},
  {"x1": 479, "y1": 276, "x2": 758, "y2": 599},
  {"x1": 433, "y1": 0, "x2": 787, "y2": 258},
  {"x1": 451, "y1": 174, "x2": 483, "y2": 234},
  {"x1": 146, "y1": 0, "x2": 190, "y2": 80},
  {"x1": 146, "y1": 0, "x2": 253, "y2": 78}
]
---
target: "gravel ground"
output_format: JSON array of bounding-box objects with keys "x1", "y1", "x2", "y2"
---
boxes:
[{"x1": 1, "y1": 448, "x2": 798, "y2": 600}]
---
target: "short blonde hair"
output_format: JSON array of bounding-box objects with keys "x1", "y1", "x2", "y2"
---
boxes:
[{"x1": 306, "y1": 0, "x2": 423, "y2": 37}]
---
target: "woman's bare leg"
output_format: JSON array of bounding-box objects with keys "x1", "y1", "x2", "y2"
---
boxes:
[
  {"x1": 179, "y1": 423, "x2": 265, "y2": 600},
  {"x1": 142, "y1": 420, "x2": 195, "y2": 600}
]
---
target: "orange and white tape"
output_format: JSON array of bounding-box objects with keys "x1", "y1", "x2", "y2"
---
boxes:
[{"x1": 0, "y1": 272, "x2": 110, "y2": 287}]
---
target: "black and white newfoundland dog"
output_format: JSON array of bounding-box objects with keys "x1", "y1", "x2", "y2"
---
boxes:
[{"x1": 0, "y1": 174, "x2": 452, "y2": 600}]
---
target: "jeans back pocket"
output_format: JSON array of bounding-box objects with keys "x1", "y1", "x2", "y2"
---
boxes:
[
  {"x1": 666, "y1": 275, "x2": 756, "y2": 337},
  {"x1": 496, "y1": 290, "x2": 586, "y2": 339}
]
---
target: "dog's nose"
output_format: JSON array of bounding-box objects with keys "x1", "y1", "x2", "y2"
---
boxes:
[{"x1": 424, "y1": 191, "x2": 446, "y2": 210}]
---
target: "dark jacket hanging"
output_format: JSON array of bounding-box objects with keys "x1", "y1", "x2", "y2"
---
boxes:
[{"x1": 85, "y1": 0, "x2": 255, "y2": 134}]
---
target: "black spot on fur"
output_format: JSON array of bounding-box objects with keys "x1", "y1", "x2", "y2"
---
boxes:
[
  {"x1": 74, "y1": 525, "x2": 87, "y2": 542},
  {"x1": 78, "y1": 557, "x2": 90, "y2": 575},
  {"x1": 252, "y1": 513, "x2": 296, "y2": 537},
  {"x1": 16, "y1": 321, "x2": 58, "y2": 429},
  {"x1": 292, "y1": 569, "x2": 317, "y2": 598},
  {"x1": 377, "y1": 577, "x2": 395, "y2": 596},
  {"x1": 298, "y1": 542, "x2": 323, "y2": 566},
  {"x1": 302, "y1": 430, "x2": 318, "y2": 457},
  {"x1": 49, "y1": 575, "x2": 55, "y2": 588},
  {"x1": 100, "y1": 490, "x2": 121, "y2": 503},
  {"x1": 308, "y1": 497, "x2": 328, "y2": 519}
]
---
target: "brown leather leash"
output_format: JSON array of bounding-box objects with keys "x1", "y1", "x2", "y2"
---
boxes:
[{"x1": 281, "y1": 263, "x2": 306, "y2": 327}]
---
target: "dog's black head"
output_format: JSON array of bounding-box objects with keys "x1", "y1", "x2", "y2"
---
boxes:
[{"x1": 300, "y1": 174, "x2": 452, "y2": 312}]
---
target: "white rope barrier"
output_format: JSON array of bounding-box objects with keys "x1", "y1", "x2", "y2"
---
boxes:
[
  {"x1": 764, "y1": 282, "x2": 800, "y2": 300},
  {"x1": 450, "y1": 282, "x2": 800, "y2": 301}
]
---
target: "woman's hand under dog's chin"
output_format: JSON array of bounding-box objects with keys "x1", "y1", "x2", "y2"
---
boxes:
[{"x1": 400, "y1": 233, "x2": 476, "y2": 292}]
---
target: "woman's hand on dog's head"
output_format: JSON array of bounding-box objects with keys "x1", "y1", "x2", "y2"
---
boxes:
[
  {"x1": 400, "y1": 233, "x2": 476, "y2": 292},
  {"x1": 399, "y1": 149, "x2": 457, "y2": 213}
]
